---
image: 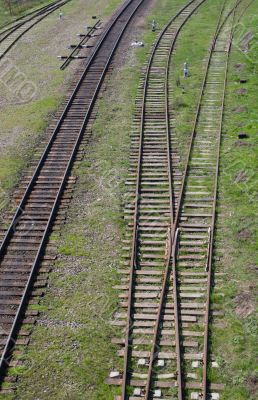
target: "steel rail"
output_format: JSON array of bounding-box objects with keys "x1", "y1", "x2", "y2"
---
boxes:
[
  {"x1": 0, "y1": 0, "x2": 139, "y2": 256},
  {"x1": 143, "y1": 1, "x2": 207, "y2": 398},
  {"x1": 120, "y1": 0, "x2": 249, "y2": 397},
  {"x1": 159, "y1": 0, "x2": 243, "y2": 398},
  {"x1": 0, "y1": 0, "x2": 67, "y2": 32},
  {"x1": 144, "y1": 0, "x2": 241, "y2": 397},
  {"x1": 121, "y1": 1, "x2": 204, "y2": 397},
  {"x1": 172, "y1": 0, "x2": 227, "y2": 237},
  {"x1": 202, "y1": 22, "x2": 233, "y2": 400},
  {"x1": 0, "y1": 0, "x2": 70, "y2": 60},
  {"x1": 202, "y1": 0, "x2": 247, "y2": 397},
  {"x1": 0, "y1": 0, "x2": 146, "y2": 377},
  {"x1": 169, "y1": 0, "x2": 244, "y2": 257},
  {"x1": 60, "y1": 19, "x2": 101, "y2": 70},
  {"x1": 234, "y1": 0, "x2": 256, "y2": 24}
]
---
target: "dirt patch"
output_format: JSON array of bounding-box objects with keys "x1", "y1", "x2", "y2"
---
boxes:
[
  {"x1": 235, "y1": 140, "x2": 251, "y2": 147},
  {"x1": 249, "y1": 264, "x2": 258, "y2": 273},
  {"x1": 234, "y1": 171, "x2": 247, "y2": 183},
  {"x1": 235, "y1": 290, "x2": 255, "y2": 318},
  {"x1": 245, "y1": 374, "x2": 258, "y2": 397},
  {"x1": 38, "y1": 317, "x2": 85, "y2": 329},
  {"x1": 237, "y1": 121, "x2": 245, "y2": 127},
  {"x1": 239, "y1": 31, "x2": 253, "y2": 52},
  {"x1": 237, "y1": 228, "x2": 252, "y2": 239},
  {"x1": 234, "y1": 63, "x2": 245, "y2": 70},
  {"x1": 233, "y1": 106, "x2": 247, "y2": 113},
  {"x1": 236, "y1": 88, "x2": 247, "y2": 95}
]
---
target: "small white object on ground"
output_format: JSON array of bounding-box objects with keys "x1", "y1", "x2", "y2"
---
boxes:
[
  {"x1": 133, "y1": 388, "x2": 142, "y2": 396},
  {"x1": 191, "y1": 361, "x2": 200, "y2": 368},
  {"x1": 138, "y1": 358, "x2": 146, "y2": 365},
  {"x1": 157, "y1": 359, "x2": 165, "y2": 367},
  {"x1": 212, "y1": 361, "x2": 219, "y2": 368},
  {"x1": 131, "y1": 41, "x2": 144, "y2": 47},
  {"x1": 190, "y1": 393, "x2": 199, "y2": 400},
  {"x1": 154, "y1": 389, "x2": 162, "y2": 398},
  {"x1": 109, "y1": 371, "x2": 120, "y2": 378},
  {"x1": 211, "y1": 393, "x2": 220, "y2": 400},
  {"x1": 187, "y1": 372, "x2": 197, "y2": 379}
]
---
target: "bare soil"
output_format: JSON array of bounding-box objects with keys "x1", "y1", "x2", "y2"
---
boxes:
[
  {"x1": 235, "y1": 290, "x2": 255, "y2": 318},
  {"x1": 233, "y1": 106, "x2": 247, "y2": 113},
  {"x1": 237, "y1": 228, "x2": 252, "y2": 240},
  {"x1": 234, "y1": 62, "x2": 245, "y2": 70},
  {"x1": 239, "y1": 31, "x2": 253, "y2": 52},
  {"x1": 245, "y1": 375, "x2": 258, "y2": 398},
  {"x1": 234, "y1": 140, "x2": 251, "y2": 147},
  {"x1": 234, "y1": 171, "x2": 247, "y2": 183},
  {"x1": 236, "y1": 88, "x2": 247, "y2": 95}
]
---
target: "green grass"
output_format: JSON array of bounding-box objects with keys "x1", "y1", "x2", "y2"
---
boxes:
[
  {"x1": 210, "y1": 1, "x2": 258, "y2": 399},
  {"x1": 0, "y1": 0, "x2": 58, "y2": 28},
  {"x1": 103, "y1": 0, "x2": 125, "y2": 16}
]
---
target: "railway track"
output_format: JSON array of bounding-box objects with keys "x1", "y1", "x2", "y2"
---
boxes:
[
  {"x1": 108, "y1": 0, "x2": 243, "y2": 399},
  {"x1": 0, "y1": 0, "x2": 66, "y2": 31},
  {"x1": 0, "y1": 0, "x2": 71, "y2": 60},
  {"x1": 0, "y1": 0, "x2": 147, "y2": 384}
]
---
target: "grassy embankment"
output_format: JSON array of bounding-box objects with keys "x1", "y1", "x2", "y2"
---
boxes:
[
  {"x1": 10, "y1": 0, "x2": 215, "y2": 399},
  {"x1": 210, "y1": 2, "x2": 258, "y2": 399}
]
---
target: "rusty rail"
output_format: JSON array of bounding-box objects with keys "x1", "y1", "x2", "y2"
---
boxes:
[
  {"x1": 202, "y1": 2, "x2": 240, "y2": 397},
  {"x1": 0, "y1": 0, "x2": 146, "y2": 381},
  {"x1": 144, "y1": 1, "x2": 207, "y2": 398},
  {"x1": 121, "y1": 1, "x2": 207, "y2": 397},
  {"x1": 59, "y1": 19, "x2": 101, "y2": 70}
]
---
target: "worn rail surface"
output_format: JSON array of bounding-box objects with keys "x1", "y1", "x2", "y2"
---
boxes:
[
  {"x1": 108, "y1": 0, "x2": 244, "y2": 399},
  {"x1": 59, "y1": 19, "x2": 102, "y2": 70},
  {"x1": 0, "y1": 0, "x2": 71, "y2": 60},
  {"x1": 0, "y1": 0, "x2": 147, "y2": 384}
]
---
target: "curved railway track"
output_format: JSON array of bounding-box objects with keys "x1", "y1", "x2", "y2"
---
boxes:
[
  {"x1": 0, "y1": 0, "x2": 71, "y2": 60},
  {"x1": 0, "y1": 0, "x2": 66, "y2": 31},
  {"x1": 108, "y1": 0, "x2": 244, "y2": 399},
  {"x1": 0, "y1": 0, "x2": 147, "y2": 384}
]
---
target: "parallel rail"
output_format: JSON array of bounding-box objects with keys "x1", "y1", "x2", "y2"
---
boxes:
[
  {"x1": 131, "y1": 3, "x2": 207, "y2": 399},
  {"x1": 108, "y1": 0, "x2": 246, "y2": 399},
  {"x1": 0, "y1": 0, "x2": 146, "y2": 382},
  {"x1": 59, "y1": 19, "x2": 101, "y2": 70},
  {"x1": 108, "y1": 0, "x2": 208, "y2": 398},
  {"x1": 174, "y1": 2, "x2": 241, "y2": 399}
]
